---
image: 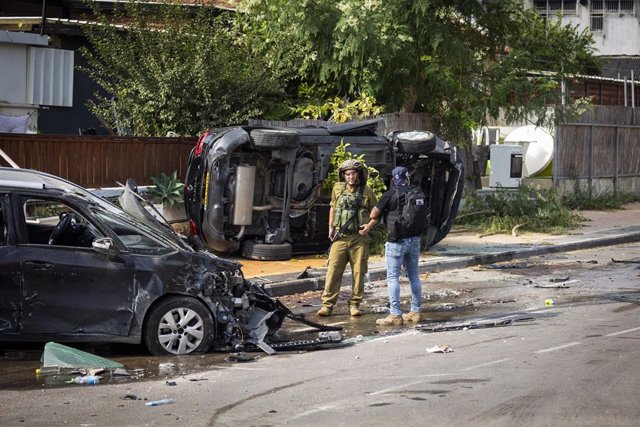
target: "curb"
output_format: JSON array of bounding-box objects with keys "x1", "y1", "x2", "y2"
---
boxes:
[{"x1": 263, "y1": 230, "x2": 640, "y2": 297}]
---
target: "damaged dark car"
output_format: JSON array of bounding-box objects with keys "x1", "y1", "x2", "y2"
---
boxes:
[
  {"x1": 0, "y1": 168, "x2": 336, "y2": 356},
  {"x1": 185, "y1": 119, "x2": 464, "y2": 260}
]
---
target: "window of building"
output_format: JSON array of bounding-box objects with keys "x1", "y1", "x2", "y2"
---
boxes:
[
  {"x1": 591, "y1": 13, "x2": 604, "y2": 30},
  {"x1": 533, "y1": 0, "x2": 577, "y2": 16},
  {"x1": 592, "y1": 0, "x2": 634, "y2": 14}
]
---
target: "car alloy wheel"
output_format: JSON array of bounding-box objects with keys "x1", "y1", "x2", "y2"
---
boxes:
[{"x1": 144, "y1": 296, "x2": 215, "y2": 356}]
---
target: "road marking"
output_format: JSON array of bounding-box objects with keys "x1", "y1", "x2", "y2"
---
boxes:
[
  {"x1": 535, "y1": 342, "x2": 581, "y2": 354},
  {"x1": 287, "y1": 404, "x2": 336, "y2": 420},
  {"x1": 458, "y1": 358, "x2": 512, "y2": 372},
  {"x1": 605, "y1": 326, "x2": 640, "y2": 337},
  {"x1": 367, "y1": 380, "x2": 426, "y2": 396}
]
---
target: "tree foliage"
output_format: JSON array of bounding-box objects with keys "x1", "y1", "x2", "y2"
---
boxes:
[
  {"x1": 79, "y1": 1, "x2": 284, "y2": 136},
  {"x1": 240, "y1": 0, "x2": 600, "y2": 141}
]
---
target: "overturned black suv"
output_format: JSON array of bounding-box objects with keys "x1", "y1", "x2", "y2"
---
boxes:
[{"x1": 184, "y1": 119, "x2": 464, "y2": 260}]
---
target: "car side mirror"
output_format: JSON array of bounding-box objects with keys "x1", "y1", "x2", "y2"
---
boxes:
[{"x1": 92, "y1": 237, "x2": 118, "y2": 257}]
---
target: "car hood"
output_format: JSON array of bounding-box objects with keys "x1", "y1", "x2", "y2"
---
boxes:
[{"x1": 118, "y1": 178, "x2": 188, "y2": 248}]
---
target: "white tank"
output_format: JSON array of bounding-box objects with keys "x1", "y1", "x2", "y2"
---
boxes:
[
  {"x1": 503, "y1": 125, "x2": 554, "y2": 177},
  {"x1": 232, "y1": 165, "x2": 256, "y2": 225}
]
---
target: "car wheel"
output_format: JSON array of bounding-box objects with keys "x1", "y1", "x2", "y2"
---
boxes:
[
  {"x1": 143, "y1": 296, "x2": 215, "y2": 356},
  {"x1": 250, "y1": 129, "x2": 300, "y2": 149},
  {"x1": 242, "y1": 240, "x2": 293, "y2": 261},
  {"x1": 396, "y1": 131, "x2": 437, "y2": 154}
]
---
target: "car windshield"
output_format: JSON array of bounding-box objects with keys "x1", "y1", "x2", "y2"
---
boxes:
[{"x1": 93, "y1": 205, "x2": 193, "y2": 251}]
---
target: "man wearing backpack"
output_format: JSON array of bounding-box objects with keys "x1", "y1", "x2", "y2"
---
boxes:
[{"x1": 370, "y1": 166, "x2": 427, "y2": 326}]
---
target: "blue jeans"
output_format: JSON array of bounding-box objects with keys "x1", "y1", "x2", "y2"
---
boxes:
[{"x1": 385, "y1": 236, "x2": 422, "y2": 315}]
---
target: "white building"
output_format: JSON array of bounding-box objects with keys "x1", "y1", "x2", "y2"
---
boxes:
[{"x1": 528, "y1": 0, "x2": 640, "y2": 78}]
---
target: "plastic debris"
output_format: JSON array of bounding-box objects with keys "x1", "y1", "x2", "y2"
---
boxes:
[
  {"x1": 426, "y1": 345, "x2": 453, "y2": 353},
  {"x1": 545, "y1": 298, "x2": 554, "y2": 306},
  {"x1": 68, "y1": 375, "x2": 100, "y2": 385},
  {"x1": 145, "y1": 399, "x2": 175, "y2": 407},
  {"x1": 41, "y1": 342, "x2": 124, "y2": 370}
]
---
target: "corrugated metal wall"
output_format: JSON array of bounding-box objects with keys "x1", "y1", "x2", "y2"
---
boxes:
[{"x1": 27, "y1": 47, "x2": 74, "y2": 107}]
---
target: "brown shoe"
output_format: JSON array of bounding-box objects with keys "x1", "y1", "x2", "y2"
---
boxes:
[
  {"x1": 350, "y1": 306, "x2": 361, "y2": 317},
  {"x1": 316, "y1": 306, "x2": 332, "y2": 317},
  {"x1": 402, "y1": 311, "x2": 421, "y2": 322},
  {"x1": 376, "y1": 315, "x2": 403, "y2": 326}
]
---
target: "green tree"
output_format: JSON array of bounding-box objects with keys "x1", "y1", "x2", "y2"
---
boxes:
[
  {"x1": 79, "y1": 1, "x2": 284, "y2": 136},
  {"x1": 240, "y1": 0, "x2": 599, "y2": 140}
]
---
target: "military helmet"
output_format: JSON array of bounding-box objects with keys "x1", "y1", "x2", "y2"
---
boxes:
[{"x1": 338, "y1": 159, "x2": 368, "y2": 183}]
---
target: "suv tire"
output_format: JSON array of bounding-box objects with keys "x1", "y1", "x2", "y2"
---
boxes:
[
  {"x1": 396, "y1": 131, "x2": 437, "y2": 154},
  {"x1": 250, "y1": 129, "x2": 300, "y2": 149},
  {"x1": 242, "y1": 240, "x2": 293, "y2": 261},
  {"x1": 144, "y1": 296, "x2": 215, "y2": 356}
]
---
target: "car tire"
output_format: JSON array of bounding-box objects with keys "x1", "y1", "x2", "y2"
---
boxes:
[
  {"x1": 250, "y1": 129, "x2": 300, "y2": 149},
  {"x1": 143, "y1": 296, "x2": 215, "y2": 356},
  {"x1": 396, "y1": 131, "x2": 437, "y2": 154},
  {"x1": 242, "y1": 240, "x2": 293, "y2": 261}
]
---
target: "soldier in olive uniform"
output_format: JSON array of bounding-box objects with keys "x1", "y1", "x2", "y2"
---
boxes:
[{"x1": 317, "y1": 159, "x2": 378, "y2": 317}]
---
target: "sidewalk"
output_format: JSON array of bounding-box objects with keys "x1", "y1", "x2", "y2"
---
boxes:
[{"x1": 241, "y1": 202, "x2": 640, "y2": 297}]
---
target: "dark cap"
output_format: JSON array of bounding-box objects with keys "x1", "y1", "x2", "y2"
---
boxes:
[{"x1": 392, "y1": 166, "x2": 409, "y2": 186}]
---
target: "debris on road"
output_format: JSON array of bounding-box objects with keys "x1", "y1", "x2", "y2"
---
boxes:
[
  {"x1": 478, "y1": 261, "x2": 534, "y2": 270},
  {"x1": 145, "y1": 398, "x2": 175, "y2": 407},
  {"x1": 545, "y1": 298, "x2": 555, "y2": 306},
  {"x1": 122, "y1": 394, "x2": 142, "y2": 401},
  {"x1": 426, "y1": 345, "x2": 453, "y2": 353},
  {"x1": 612, "y1": 258, "x2": 640, "y2": 264},
  {"x1": 535, "y1": 279, "x2": 579, "y2": 288},
  {"x1": 225, "y1": 353, "x2": 261, "y2": 363},
  {"x1": 41, "y1": 342, "x2": 124, "y2": 371},
  {"x1": 416, "y1": 314, "x2": 535, "y2": 333}
]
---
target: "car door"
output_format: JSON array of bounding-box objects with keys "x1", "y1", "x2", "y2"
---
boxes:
[
  {"x1": 15, "y1": 195, "x2": 138, "y2": 336},
  {"x1": 0, "y1": 194, "x2": 20, "y2": 333}
]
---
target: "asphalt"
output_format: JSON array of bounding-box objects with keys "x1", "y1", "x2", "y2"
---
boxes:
[{"x1": 248, "y1": 202, "x2": 640, "y2": 297}]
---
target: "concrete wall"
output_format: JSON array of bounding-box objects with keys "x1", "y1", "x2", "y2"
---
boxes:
[{"x1": 557, "y1": 177, "x2": 640, "y2": 198}]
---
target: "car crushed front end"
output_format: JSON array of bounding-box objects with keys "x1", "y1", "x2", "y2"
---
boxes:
[{"x1": 120, "y1": 181, "x2": 340, "y2": 355}]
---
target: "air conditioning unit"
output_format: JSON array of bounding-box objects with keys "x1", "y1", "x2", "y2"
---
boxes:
[{"x1": 489, "y1": 144, "x2": 523, "y2": 188}]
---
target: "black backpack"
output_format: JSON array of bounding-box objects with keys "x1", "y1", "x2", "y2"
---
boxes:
[{"x1": 387, "y1": 185, "x2": 430, "y2": 241}]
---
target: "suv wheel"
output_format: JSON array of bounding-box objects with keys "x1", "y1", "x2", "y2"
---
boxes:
[
  {"x1": 144, "y1": 296, "x2": 215, "y2": 356},
  {"x1": 250, "y1": 129, "x2": 300, "y2": 149},
  {"x1": 396, "y1": 131, "x2": 437, "y2": 154},
  {"x1": 242, "y1": 240, "x2": 293, "y2": 261}
]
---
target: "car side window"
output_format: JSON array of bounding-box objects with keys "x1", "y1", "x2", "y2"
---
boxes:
[
  {"x1": 92, "y1": 211, "x2": 168, "y2": 254},
  {"x1": 21, "y1": 198, "x2": 101, "y2": 247}
]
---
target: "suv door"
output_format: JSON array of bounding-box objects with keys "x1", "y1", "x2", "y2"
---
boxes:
[
  {"x1": 0, "y1": 194, "x2": 20, "y2": 333},
  {"x1": 14, "y1": 195, "x2": 137, "y2": 336}
]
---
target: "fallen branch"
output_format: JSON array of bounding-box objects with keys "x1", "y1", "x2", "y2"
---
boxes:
[{"x1": 511, "y1": 223, "x2": 527, "y2": 237}]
